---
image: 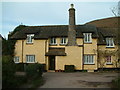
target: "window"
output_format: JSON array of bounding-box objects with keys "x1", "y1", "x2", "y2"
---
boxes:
[
  {"x1": 50, "y1": 37, "x2": 57, "y2": 45},
  {"x1": 60, "y1": 37, "x2": 67, "y2": 45},
  {"x1": 106, "y1": 56, "x2": 112, "y2": 64},
  {"x1": 84, "y1": 55, "x2": 94, "y2": 64},
  {"x1": 26, "y1": 55, "x2": 35, "y2": 63},
  {"x1": 14, "y1": 56, "x2": 19, "y2": 63},
  {"x1": 83, "y1": 33, "x2": 92, "y2": 43},
  {"x1": 26, "y1": 34, "x2": 34, "y2": 43},
  {"x1": 106, "y1": 38, "x2": 114, "y2": 47}
]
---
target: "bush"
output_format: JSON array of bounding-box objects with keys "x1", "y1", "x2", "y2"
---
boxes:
[
  {"x1": 2, "y1": 55, "x2": 16, "y2": 88},
  {"x1": 15, "y1": 63, "x2": 24, "y2": 72},
  {"x1": 65, "y1": 65, "x2": 75, "y2": 72},
  {"x1": 26, "y1": 63, "x2": 43, "y2": 78},
  {"x1": 112, "y1": 77, "x2": 120, "y2": 90}
]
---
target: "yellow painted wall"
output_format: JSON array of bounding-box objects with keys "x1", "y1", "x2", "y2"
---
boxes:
[
  {"x1": 56, "y1": 46, "x2": 83, "y2": 70},
  {"x1": 14, "y1": 39, "x2": 48, "y2": 64},
  {"x1": 14, "y1": 40, "x2": 23, "y2": 63},
  {"x1": 83, "y1": 39, "x2": 98, "y2": 70}
]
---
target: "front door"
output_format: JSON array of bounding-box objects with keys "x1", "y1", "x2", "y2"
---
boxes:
[{"x1": 49, "y1": 56, "x2": 55, "y2": 70}]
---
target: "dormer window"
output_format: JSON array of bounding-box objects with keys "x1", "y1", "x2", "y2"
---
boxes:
[
  {"x1": 83, "y1": 33, "x2": 92, "y2": 43},
  {"x1": 60, "y1": 37, "x2": 67, "y2": 45},
  {"x1": 50, "y1": 37, "x2": 57, "y2": 45},
  {"x1": 26, "y1": 34, "x2": 34, "y2": 44},
  {"x1": 106, "y1": 37, "x2": 114, "y2": 47}
]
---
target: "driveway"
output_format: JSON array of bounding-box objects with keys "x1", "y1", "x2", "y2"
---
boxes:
[{"x1": 39, "y1": 72, "x2": 119, "y2": 88}]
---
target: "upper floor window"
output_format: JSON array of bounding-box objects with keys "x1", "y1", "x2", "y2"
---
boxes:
[
  {"x1": 50, "y1": 37, "x2": 57, "y2": 45},
  {"x1": 83, "y1": 33, "x2": 92, "y2": 43},
  {"x1": 26, "y1": 55, "x2": 35, "y2": 63},
  {"x1": 60, "y1": 37, "x2": 67, "y2": 45},
  {"x1": 106, "y1": 56, "x2": 112, "y2": 64},
  {"x1": 14, "y1": 56, "x2": 19, "y2": 63},
  {"x1": 84, "y1": 55, "x2": 94, "y2": 64},
  {"x1": 26, "y1": 34, "x2": 34, "y2": 44},
  {"x1": 106, "y1": 37, "x2": 114, "y2": 47}
]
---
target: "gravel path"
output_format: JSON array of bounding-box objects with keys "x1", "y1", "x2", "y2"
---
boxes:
[{"x1": 39, "y1": 72, "x2": 118, "y2": 88}]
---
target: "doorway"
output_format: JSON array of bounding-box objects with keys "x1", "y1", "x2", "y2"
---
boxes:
[{"x1": 49, "y1": 56, "x2": 55, "y2": 70}]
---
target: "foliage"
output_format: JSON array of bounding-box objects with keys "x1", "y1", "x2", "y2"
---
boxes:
[
  {"x1": 15, "y1": 63, "x2": 24, "y2": 72},
  {"x1": 26, "y1": 63, "x2": 43, "y2": 78},
  {"x1": 65, "y1": 65, "x2": 75, "y2": 72},
  {"x1": 2, "y1": 55, "x2": 16, "y2": 88},
  {"x1": 2, "y1": 39, "x2": 16, "y2": 56}
]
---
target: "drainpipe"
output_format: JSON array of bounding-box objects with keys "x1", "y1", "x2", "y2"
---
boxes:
[{"x1": 82, "y1": 38, "x2": 84, "y2": 70}]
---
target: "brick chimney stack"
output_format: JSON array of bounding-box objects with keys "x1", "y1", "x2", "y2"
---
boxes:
[{"x1": 67, "y1": 4, "x2": 77, "y2": 46}]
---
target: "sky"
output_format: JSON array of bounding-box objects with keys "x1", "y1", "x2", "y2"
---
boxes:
[{"x1": 0, "y1": 0, "x2": 119, "y2": 38}]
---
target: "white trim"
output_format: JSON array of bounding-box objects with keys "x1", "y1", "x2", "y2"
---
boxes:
[
  {"x1": 26, "y1": 34, "x2": 34, "y2": 44},
  {"x1": 83, "y1": 33, "x2": 92, "y2": 43},
  {"x1": 26, "y1": 55, "x2": 35, "y2": 63},
  {"x1": 14, "y1": 56, "x2": 19, "y2": 63},
  {"x1": 60, "y1": 37, "x2": 67, "y2": 45},
  {"x1": 50, "y1": 37, "x2": 57, "y2": 45},
  {"x1": 106, "y1": 38, "x2": 114, "y2": 47},
  {"x1": 84, "y1": 55, "x2": 94, "y2": 64}
]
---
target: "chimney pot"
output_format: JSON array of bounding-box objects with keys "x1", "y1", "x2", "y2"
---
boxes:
[{"x1": 71, "y1": 4, "x2": 74, "y2": 8}]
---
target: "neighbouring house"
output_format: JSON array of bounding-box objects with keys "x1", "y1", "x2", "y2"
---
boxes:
[{"x1": 10, "y1": 4, "x2": 120, "y2": 72}]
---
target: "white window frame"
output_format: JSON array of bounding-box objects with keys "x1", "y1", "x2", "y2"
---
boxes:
[
  {"x1": 14, "y1": 56, "x2": 19, "y2": 63},
  {"x1": 83, "y1": 33, "x2": 92, "y2": 43},
  {"x1": 26, "y1": 34, "x2": 34, "y2": 44},
  {"x1": 50, "y1": 37, "x2": 57, "y2": 45},
  {"x1": 106, "y1": 37, "x2": 114, "y2": 47},
  {"x1": 84, "y1": 55, "x2": 94, "y2": 64},
  {"x1": 60, "y1": 37, "x2": 67, "y2": 45},
  {"x1": 106, "y1": 56, "x2": 112, "y2": 64},
  {"x1": 26, "y1": 55, "x2": 35, "y2": 63}
]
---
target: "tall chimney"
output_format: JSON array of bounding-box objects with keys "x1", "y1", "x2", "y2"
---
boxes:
[{"x1": 67, "y1": 4, "x2": 77, "y2": 46}]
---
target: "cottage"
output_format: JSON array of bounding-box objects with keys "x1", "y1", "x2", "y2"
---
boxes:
[{"x1": 10, "y1": 4, "x2": 120, "y2": 72}]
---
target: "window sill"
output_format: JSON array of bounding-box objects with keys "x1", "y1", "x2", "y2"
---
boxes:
[
  {"x1": 26, "y1": 62, "x2": 36, "y2": 63},
  {"x1": 106, "y1": 63, "x2": 113, "y2": 65},
  {"x1": 84, "y1": 63, "x2": 95, "y2": 65},
  {"x1": 84, "y1": 42, "x2": 92, "y2": 44},
  {"x1": 49, "y1": 44, "x2": 58, "y2": 46},
  {"x1": 26, "y1": 42, "x2": 33, "y2": 44},
  {"x1": 106, "y1": 46, "x2": 115, "y2": 48},
  {"x1": 14, "y1": 62, "x2": 20, "y2": 64},
  {"x1": 59, "y1": 44, "x2": 67, "y2": 46}
]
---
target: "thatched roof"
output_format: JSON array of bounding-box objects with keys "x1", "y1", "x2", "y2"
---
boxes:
[
  {"x1": 10, "y1": 24, "x2": 98, "y2": 39},
  {"x1": 10, "y1": 17, "x2": 119, "y2": 45}
]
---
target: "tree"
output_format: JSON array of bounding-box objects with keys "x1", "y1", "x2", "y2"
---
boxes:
[{"x1": 110, "y1": 1, "x2": 120, "y2": 17}]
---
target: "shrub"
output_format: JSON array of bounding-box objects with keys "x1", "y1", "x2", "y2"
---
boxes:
[
  {"x1": 15, "y1": 63, "x2": 24, "y2": 72},
  {"x1": 26, "y1": 63, "x2": 43, "y2": 78},
  {"x1": 2, "y1": 55, "x2": 16, "y2": 88},
  {"x1": 65, "y1": 65, "x2": 75, "y2": 72},
  {"x1": 112, "y1": 77, "x2": 120, "y2": 90}
]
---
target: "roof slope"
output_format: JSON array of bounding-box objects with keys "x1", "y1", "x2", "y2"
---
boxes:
[{"x1": 10, "y1": 25, "x2": 98, "y2": 39}]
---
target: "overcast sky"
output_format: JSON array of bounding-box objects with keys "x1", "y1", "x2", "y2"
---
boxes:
[{"x1": 1, "y1": 0, "x2": 119, "y2": 38}]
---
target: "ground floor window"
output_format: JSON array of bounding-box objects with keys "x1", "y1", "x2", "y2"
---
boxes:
[
  {"x1": 14, "y1": 56, "x2": 19, "y2": 63},
  {"x1": 26, "y1": 55, "x2": 35, "y2": 63},
  {"x1": 84, "y1": 55, "x2": 94, "y2": 64},
  {"x1": 106, "y1": 56, "x2": 112, "y2": 64}
]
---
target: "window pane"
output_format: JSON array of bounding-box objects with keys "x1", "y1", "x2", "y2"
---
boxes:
[{"x1": 26, "y1": 55, "x2": 35, "y2": 63}]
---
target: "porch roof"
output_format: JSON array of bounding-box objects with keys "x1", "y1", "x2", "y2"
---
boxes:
[{"x1": 45, "y1": 50, "x2": 66, "y2": 56}]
